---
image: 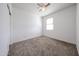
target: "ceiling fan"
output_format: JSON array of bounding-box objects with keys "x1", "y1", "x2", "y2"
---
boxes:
[{"x1": 37, "y1": 3, "x2": 50, "y2": 11}]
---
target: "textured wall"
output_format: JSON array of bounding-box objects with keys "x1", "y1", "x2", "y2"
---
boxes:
[
  {"x1": 10, "y1": 7, "x2": 42, "y2": 44},
  {"x1": 42, "y1": 5, "x2": 76, "y2": 44}
]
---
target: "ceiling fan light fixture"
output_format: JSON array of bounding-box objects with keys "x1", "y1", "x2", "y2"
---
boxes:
[{"x1": 39, "y1": 6, "x2": 46, "y2": 11}]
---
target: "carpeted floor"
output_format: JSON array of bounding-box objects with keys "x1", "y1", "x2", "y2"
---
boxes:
[{"x1": 8, "y1": 36, "x2": 78, "y2": 56}]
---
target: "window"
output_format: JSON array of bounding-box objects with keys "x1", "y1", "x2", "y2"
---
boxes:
[{"x1": 46, "y1": 18, "x2": 54, "y2": 30}]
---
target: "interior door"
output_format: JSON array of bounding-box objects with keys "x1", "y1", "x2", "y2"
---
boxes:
[{"x1": 0, "y1": 4, "x2": 10, "y2": 56}]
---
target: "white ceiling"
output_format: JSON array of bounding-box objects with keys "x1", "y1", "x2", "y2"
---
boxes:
[{"x1": 12, "y1": 3, "x2": 76, "y2": 16}]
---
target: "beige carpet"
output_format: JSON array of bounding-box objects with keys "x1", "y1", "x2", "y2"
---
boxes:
[{"x1": 8, "y1": 36, "x2": 78, "y2": 56}]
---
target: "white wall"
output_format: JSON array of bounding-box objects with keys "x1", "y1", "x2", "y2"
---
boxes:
[
  {"x1": 0, "y1": 4, "x2": 10, "y2": 55},
  {"x1": 10, "y1": 7, "x2": 42, "y2": 44},
  {"x1": 76, "y1": 3, "x2": 79, "y2": 54},
  {"x1": 42, "y1": 5, "x2": 76, "y2": 44}
]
